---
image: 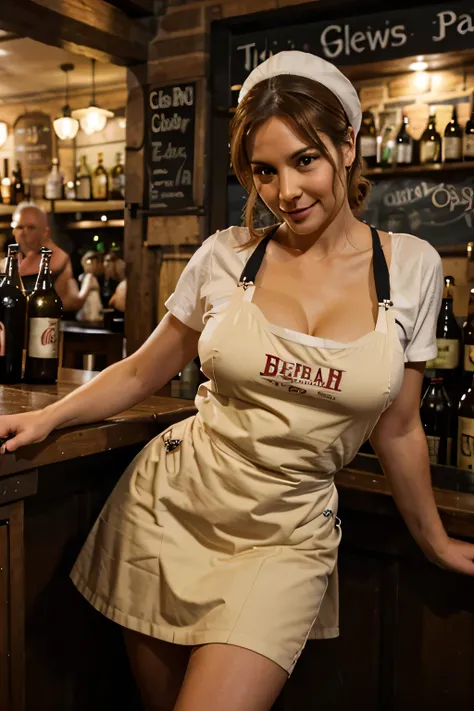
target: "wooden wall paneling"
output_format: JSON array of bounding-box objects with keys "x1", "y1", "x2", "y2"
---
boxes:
[
  {"x1": 0, "y1": 520, "x2": 10, "y2": 711},
  {"x1": 138, "y1": 243, "x2": 157, "y2": 340},
  {"x1": 394, "y1": 561, "x2": 474, "y2": 711},
  {"x1": 147, "y1": 215, "x2": 200, "y2": 247},
  {"x1": 157, "y1": 249, "x2": 195, "y2": 324},
  {"x1": 124, "y1": 211, "x2": 145, "y2": 354},
  {"x1": 0, "y1": 501, "x2": 25, "y2": 711},
  {"x1": 8, "y1": 502, "x2": 25, "y2": 711},
  {"x1": 22, "y1": 453, "x2": 143, "y2": 711},
  {"x1": 193, "y1": 77, "x2": 207, "y2": 209}
]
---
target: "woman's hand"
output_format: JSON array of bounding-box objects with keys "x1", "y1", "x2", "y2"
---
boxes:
[
  {"x1": 429, "y1": 538, "x2": 474, "y2": 576},
  {"x1": 0, "y1": 410, "x2": 55, "y2": 453}
]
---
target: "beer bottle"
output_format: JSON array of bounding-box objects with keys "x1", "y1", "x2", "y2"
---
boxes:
[
  {"x1": 426, "y1": 276, "x2": 461, "y2": 379},
  {"x1": 25, "y1": 249, "x2": 62, "y2": 384},
  {"x1": 419, "y1": 111, "x2": 442, "y2": 165},
  {"x1": 458, "y1": 375, "x2": 474, "y2": 470},
  {"x1": 420, "y1": 377, "x2": 453, "y2": 465},
  {"x1": 0, "y1": 244, "x2": 27, "y2": 383}
]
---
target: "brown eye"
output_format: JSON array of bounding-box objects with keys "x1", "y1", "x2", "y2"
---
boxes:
[
  {"x1": 299, "y1": 155, "x2": 318, "y2": 167},
  {"x1": 253, "y1": 165, "x2": 274, "y2": 177}
]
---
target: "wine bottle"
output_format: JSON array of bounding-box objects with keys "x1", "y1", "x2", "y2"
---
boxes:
[
  {"x1": 12, "y1": 161, "x2": 25, "y2": 205},
  {"x1": 426, "y1": 276, "x2": 461, "y2": 375},
  {"x1": 360, "y1": 111, "x2": 377, "y2": 169},
  {"x1": 458, "y1": 374, "x2": 474, "y2": 470},
  {"x1": 110, "y1": 152, "x2": 125, "y2": 199},
  {"x1": 421, "y1": 377, "x2": 453, "y2": 465},
  {"x1": 92, "y1": 152, "x2": 108, "y2": 200},
  {"x1": 444, "y1": 105, "x2": 462, "y2": 162},
  {"x1": 419, "y1": 111, "x2": 442, "y2": 165},
  {"x1": 377, "y1": 124, "x2": 396, "y2": 167},
  {"x1": 463, "y1": 285, "x2": 474, "y2": 374},
  {"x1": 44, "y1": 158, "x2": 64, "y2": 201},
  {"x1": 464, "y1": 107, "x2": 474, "y2": 161},
  {"x1": 395, "y1": 115, "x2": 413, "y2": 165},
  {"x1": 76, "y1": 156, "x2": 92, "y2": 200},
  {"x1": 24, "y1": 249, "x2": 62, "y2": 384},
  {"x1": 0, "y1": 244, "x2": 27, "y2": 383},
  {"x1": 0, "y1": 158, "x2": 12, "y2": 206}
]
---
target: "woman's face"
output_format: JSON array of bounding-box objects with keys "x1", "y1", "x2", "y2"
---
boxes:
[{"x1": 247, "y1": 116, "x2": 354, "y2": 237}]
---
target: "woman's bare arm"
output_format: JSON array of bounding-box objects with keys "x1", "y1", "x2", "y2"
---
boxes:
[
  {"x1": 370, "y1": 363, "x2": 474, "y2": 575},
  {"x1": 45, "y1": 313, "x2": 200, "y2": 429},
  {"x1": 0, "y1": 314, "x2": 200, "y2": 452}
]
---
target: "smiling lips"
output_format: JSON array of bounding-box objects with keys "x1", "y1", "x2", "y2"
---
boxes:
[{"x1": 280, "y1": 201, "x2": 318, "y2": 215}]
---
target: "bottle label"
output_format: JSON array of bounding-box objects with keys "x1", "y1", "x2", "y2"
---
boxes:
[
  {"x1": 95, "y1": 174, "x2": 107, "y2": 200},
  {"x1": 444, "y1": 137, "x2": 462, "y2": 160},
  {"x1": 464, "y1": 345, "x2": 474, "y2": 371},
  {"x1": 426, "y1": 435, "x2": 452, "y2": 465},
  {"x1": 420, "y1": 141, "x2": 436, "y2": 163},
  {"x1": 464, "y1": 135, "x2": 474, "y2": 158},
  {"x1": 112, "y1": 173, "x2": 125, "y2": 196},
  {"x1": 77, "y1": 178, "x2": 91, "y2": 200},
  {"x1": 28, "y1": 318, "x2": 59, "y2": 359},
  {"x1": 397, "y1": 143, "x2": 412, "y2": 164},
  {"x1": 458, "y1": 416, "x2": 474, "y2": 470},
  {"x1": 361, "y1": 136, "x2": 377, "y2": 158},
  {"x1": 426, "y1": 339, "x2": 459, "y2": 369}
]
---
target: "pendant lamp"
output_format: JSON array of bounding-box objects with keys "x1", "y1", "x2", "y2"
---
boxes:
[
  {"x1": 72, "y1": 59, "x2": 114, "y2": 135},
  {"x1": 53, "y1": 63, "x2": 80, "y2": 141}
]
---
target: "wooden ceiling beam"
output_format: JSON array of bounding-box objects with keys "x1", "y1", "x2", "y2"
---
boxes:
[
  {"x1": 105, "y1": 0, "x2": 155, "y2": 19},
  {"x1": 0, "y1": 0, "x2": 152, "y2": 65}
]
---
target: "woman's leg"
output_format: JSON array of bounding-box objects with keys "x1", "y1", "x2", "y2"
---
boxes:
[
  {"x1": 123, "y1": 629, "x2": 191, "y2": 711},
  {"x1": 173, "y1": 643, "x2": 288, "y2": 711}
]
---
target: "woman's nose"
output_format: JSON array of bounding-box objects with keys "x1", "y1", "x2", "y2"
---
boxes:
[{"x1": 278, "y1": 169, "x2": 302, "y2": 204}]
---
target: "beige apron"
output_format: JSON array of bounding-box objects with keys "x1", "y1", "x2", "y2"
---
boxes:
[{"x1": 71, "y1": 227, "x2": 404, "y2": 674}]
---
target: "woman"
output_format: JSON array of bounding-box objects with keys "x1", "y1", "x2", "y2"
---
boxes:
[{"x1": 0, "y1": 52, "x2": 473, "y2": 711}]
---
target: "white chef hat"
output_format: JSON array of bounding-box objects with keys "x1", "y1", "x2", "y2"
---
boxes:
[{"x1": 238, "y1": 50, "x2": 362, "y2": 137}]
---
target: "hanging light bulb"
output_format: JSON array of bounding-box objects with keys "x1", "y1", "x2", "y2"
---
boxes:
[
  {"x1": 0, "y1": 121, "x2": 8, "y2": 148},
  {"x1": 53, "y1": 63, "x2": 80, "y2": 141},
  {"x1": 72, "y1": 59, "x2": 113, "y2": 135}
]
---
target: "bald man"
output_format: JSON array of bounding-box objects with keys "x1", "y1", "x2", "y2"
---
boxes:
[{"x1": 7, "y1": 204, "x2": 92, "y2": 312}]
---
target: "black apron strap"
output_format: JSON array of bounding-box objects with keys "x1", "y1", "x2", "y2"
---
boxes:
[
  {"x1": 239, "y1": 224, "x2": 391, "y2": 307},
  {"x1": 239, "y1": 225, "x2": 279, "y2": 285},
  {"x1": 370, "y1": 226, "x2": 392, "y2": 307}
]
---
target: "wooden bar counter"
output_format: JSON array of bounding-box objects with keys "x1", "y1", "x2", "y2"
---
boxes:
[{"x1": 1, "y1": 371, "x2": 474, "y2": 711}]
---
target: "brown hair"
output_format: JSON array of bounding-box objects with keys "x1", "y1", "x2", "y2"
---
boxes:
[{"x1": 230, "y1": 74, "x2": 371, "y2": 246}]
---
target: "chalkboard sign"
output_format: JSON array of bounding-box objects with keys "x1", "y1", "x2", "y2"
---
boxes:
[
  {"x1": 147, "y1": 82, "x2": 197, "y2": 212},
  {"x1": 361, "y1": 176, "x2": 474, "y2": 247},
  {"x1": 231, "y1": 1, "x2": 474, "y2": 88},
  {"x1": 14, "y1": 112, "x2": 52, "y2": 182}
]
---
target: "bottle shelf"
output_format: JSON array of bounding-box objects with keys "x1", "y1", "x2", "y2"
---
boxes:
[
  {"x1": 364, "y1": 161, "x2": 473, "y2": 177},
  {"x1": 0, "y1": 199, "x2": 125, "y2": 217},
  {"x1": 65, "y1": 219, "x2": 125, "y2": 230}
]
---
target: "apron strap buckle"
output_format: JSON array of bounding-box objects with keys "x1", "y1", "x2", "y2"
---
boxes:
[
  {"x1": 238, "y1": 278, "x2": 254, "y2": 291},
  {"x1": 379, "y1": 299, "x2": 393, "y2": 310}
]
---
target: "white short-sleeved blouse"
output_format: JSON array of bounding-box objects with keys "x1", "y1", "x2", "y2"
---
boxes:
[{"x1": 165, "y1": 226, "x2": 444, "y2": 363}]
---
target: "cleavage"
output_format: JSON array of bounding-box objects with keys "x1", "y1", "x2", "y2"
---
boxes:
[{"x1": 251, "y1": 262, "x2": 379, "y2": 342}]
